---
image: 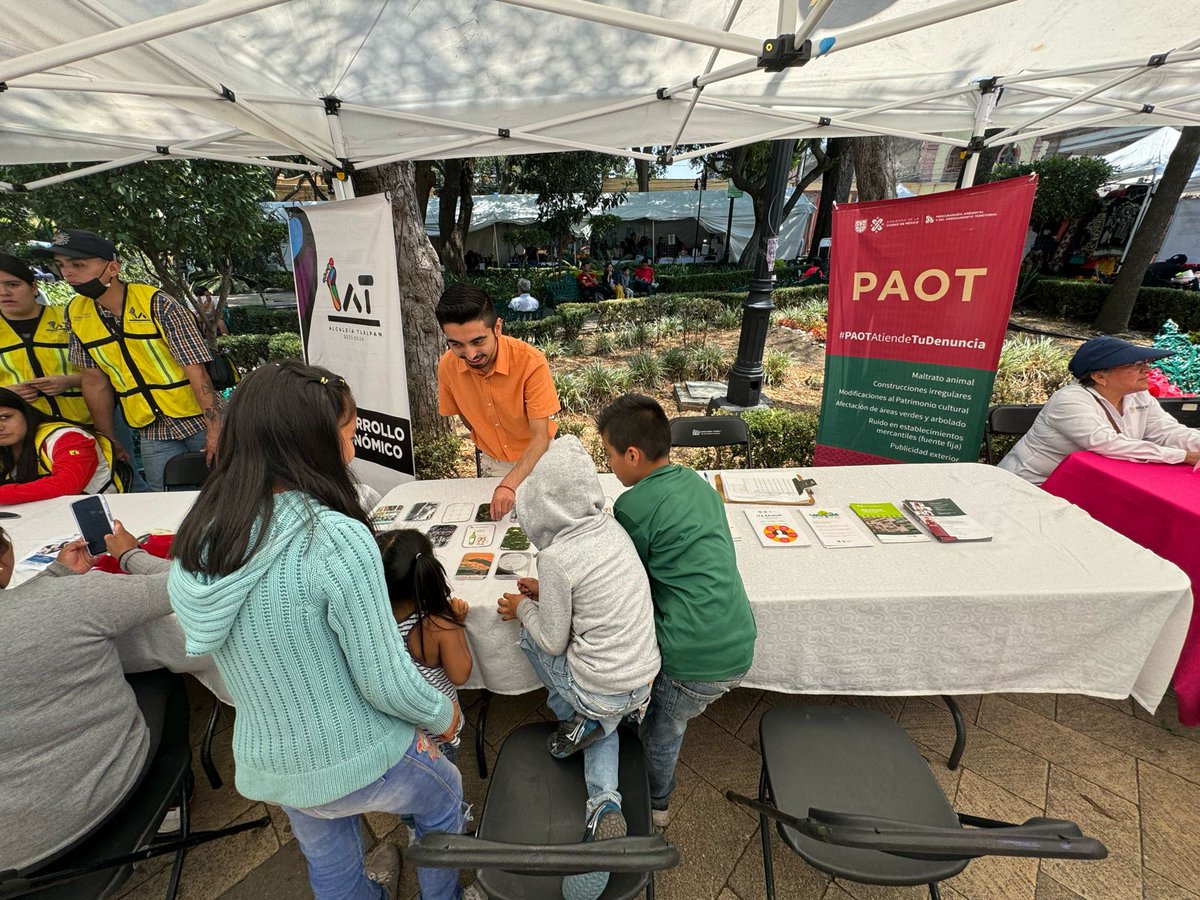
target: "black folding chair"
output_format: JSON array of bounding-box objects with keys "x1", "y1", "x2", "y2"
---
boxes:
[
  {"x1": 729, "y1": 705, "x2": 1107, "y2": 900},
  {"x1": 1157, "y1": 397, "x2": 1200, "y2": 428},
  {"x1": 408, "y1": 722, "x2": 678, "y2": 900},
  {"x1": 669, "y1": 415, "x2": 752, "y2": 468},
  {"x1": 983, "y1": 404, "x2": 1043, "y2": 464},
  {"x1": 161, "y1": 452, "x2": 211, "y2": 492},
  {"x1": 1, "y1": 671, "x2": 267, "y2": 900}
]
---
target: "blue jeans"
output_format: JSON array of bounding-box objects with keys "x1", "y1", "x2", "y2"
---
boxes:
[
  {"x1": 139, "y1": 430, "x2": 206, "y2": 492},
  {"x1": 640, "y1": 672, "x2": 745, "y2": 811},
  {"x1": 111, "y1": 406, "x2": 151, "y2": 493},
  {"x1": 282, "y1": 732, "x2": 464, "y2": 900},
  {"x1": 520, "y1": 630, "x2": 652, "y2": 820}
]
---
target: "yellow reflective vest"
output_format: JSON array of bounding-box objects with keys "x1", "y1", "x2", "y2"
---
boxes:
[
  {"x1": 33, "y1": 420, "x2": 128, "y2": 493},
  {"x1": 0, "y1": 305, "x2": 91, "y2": 424},
  {"x1": 68, "y1": 284, "x2": 201, "y2": 429}
]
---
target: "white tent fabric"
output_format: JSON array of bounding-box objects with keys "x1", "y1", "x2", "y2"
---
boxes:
[
  {"x1": 1102, "y1": 126, "x2": 1200, "y2": 192},
  {"x1": 424, "y1": 190, "x2": 815, "y2": 261},
  {"x1": 2, "y1": 1, "x2": 1200, "y2": 186}
]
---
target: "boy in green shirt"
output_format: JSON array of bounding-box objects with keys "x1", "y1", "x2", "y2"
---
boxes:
[{"x1": 597, "y1": 394, "x2": 757, "y2": 828}]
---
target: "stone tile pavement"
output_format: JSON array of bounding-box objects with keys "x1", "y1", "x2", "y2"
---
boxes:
[{"x1": 113, "y1": 682, "x2": 1200, "y2": 900}]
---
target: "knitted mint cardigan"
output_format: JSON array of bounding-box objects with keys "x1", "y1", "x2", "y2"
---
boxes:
[{"x1": 169, "y1": 491, "x2": 453, "y2": 809}]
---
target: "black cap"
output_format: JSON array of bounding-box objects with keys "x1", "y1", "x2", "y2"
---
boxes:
[{"x1": 46, "y1": 229, "x2": 116, "y2": 261}]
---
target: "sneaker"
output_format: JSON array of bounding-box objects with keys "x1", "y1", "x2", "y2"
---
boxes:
[
  {"x1": 547, "y1": 715, "x2": 603, "y2": 759},
  {"x1": 156, "y1": 806, "x2": 181, "y2": 836},
  {"x1": 364, "y1": 842, "x2": 401, "y2": 900},
  {"x1": 462, "y1": 884, "x2": 488, "y2": 900},
  {"x1": 562, "y1": 802, "x2": 627, "y2": 900},
  {"x1": 651, "y1": 807, "x2": 672, "y2": 830}
]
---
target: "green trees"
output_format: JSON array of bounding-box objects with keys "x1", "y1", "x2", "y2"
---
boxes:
[{"x1": 985, "y1": 155, "x2": 1114, "y2": 231}]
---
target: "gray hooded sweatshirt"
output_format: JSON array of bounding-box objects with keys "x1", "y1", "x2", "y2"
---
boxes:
[{"x1": 515, "y1": 435, "x2": 660, "y2": 696}]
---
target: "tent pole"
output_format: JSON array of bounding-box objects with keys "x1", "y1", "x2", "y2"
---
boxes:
[
  {"x1": 0, "y1": 0, "x2": 294, "y2": 83},
  {"x1": 724, "y1": 195, "x2": 735, "y2": 264},
  {"x1": 824, "y1": 0, "x2": 1018, "y2": 54},
  {"x1": 959, "y1": 84, "x2": 999, "y2": 188},
  {"x1": 998, "y1": 47, "x2": 1200, "y2": 86},
  {"x1": 983, "y1": 109, "x2": 1149, "y2": 147},
  {"x1": 493, "y1": 224, "x2": 499, "y2": 267},
  {"x1": 324, "y1": 97, "x2": 355, "y2": 200},
  {"x1": 723, "y1": 138, "x2": 796, "y2": 409},
  {"x1": 988, "y1": 67, "x2": 1148, "y2": 145}
]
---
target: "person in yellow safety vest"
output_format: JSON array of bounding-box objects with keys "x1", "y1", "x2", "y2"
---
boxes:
[
  {"x1": 0, "y1": 388, "x2": 127, "y2": 504},
  {"x1": 51, "y1": 230, "x2": 221, "y2": 492},
  {"x1": 0, "y1": 255, "x2": 91, "y2": 425}
]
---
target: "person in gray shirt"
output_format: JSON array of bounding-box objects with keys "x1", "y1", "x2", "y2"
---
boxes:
[{"x1": 0, "y1": 524, "x2": 196, "y2": 872}]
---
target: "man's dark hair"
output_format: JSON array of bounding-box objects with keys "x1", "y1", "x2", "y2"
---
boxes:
[
  {"x1": 435, "y1": 282, "x2": 498, "y2": 328},
  {"x1": 597, "y1": 393, "x2": 670, "y2": 460}
]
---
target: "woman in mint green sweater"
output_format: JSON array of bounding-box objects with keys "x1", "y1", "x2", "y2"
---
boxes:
[{"x1": 169, "y1": 362, "x2": 463, "y2": 900}]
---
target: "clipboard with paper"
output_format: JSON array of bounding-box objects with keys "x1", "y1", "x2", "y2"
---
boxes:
[{"x1": 713, "y1": 471, "x2": 816, "y2": 506}]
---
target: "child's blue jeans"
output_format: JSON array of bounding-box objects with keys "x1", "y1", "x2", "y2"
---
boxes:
[
  {"x1": 520, "y1": 630, "x2": 652, "y2": 821},
  {"x1": 282, "y1": 731, "x2": 464, "y2": 900}
]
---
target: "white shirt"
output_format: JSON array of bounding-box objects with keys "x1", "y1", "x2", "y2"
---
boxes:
[
  {"x1": 509, "y1": 293, "x2": 539, "y2": 312},
  {"x1": 998, "y1": 382, "x2": 1200, "y2": 484}
]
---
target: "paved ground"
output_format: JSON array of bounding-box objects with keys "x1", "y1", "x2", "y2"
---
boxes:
[{"x1": 114, "y1": 683, "x2": 1200, "y2": 900}]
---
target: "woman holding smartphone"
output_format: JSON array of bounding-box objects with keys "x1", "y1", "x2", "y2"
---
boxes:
[
  {"x1": 169, "y1": 361, "x2": 465, "y2": 900},
  {"x1": 0, "y1": 388, "x2": 127, "y2": 503}
]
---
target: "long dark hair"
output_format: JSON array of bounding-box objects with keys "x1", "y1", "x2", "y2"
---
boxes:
[
  {"x1": 173, "y1": 360, "x2": 369, "y2": 578},
  {"x1": 376, "y1": 529, "x2": 457, "y2": 660},
  {"x1": 0, "y1": 388, "x2": 54, "y2": 484}
]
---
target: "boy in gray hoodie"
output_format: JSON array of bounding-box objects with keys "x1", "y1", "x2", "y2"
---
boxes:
[{"x1": 497, "y1": 436, "x2": 660, "y2": 875}]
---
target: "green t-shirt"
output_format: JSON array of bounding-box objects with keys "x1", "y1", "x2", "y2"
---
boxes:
[{"x1": 614, "y1": 464, "x2": 756, "y2": 681}]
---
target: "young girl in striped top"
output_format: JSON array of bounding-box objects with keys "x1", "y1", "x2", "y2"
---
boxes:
[{"x1": 377, "y1": 529, "x2": 473, "y2": 758}]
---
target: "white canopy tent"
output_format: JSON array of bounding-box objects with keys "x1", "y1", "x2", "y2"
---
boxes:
[
  {"x1": 424, "y1": 190, "x2": 815, "y2": 262},
  {"x1": 2, "y1": 1, "x2": 1200, "y2": 191},
  {"x1": 1102, "y1": 126, "x2": 1200, "y2": 192}
]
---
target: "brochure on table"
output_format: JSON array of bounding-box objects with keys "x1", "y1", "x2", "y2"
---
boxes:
[
  {"x1": 848, "y1": 502, "x2": 930, "y2": 543},
  {"x1": 902, "y1": 498, "x2": 993, "y2": 543}
]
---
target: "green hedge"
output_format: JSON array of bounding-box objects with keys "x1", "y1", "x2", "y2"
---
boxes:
[
  {"x1": 227, "y1": 305, "x2": 299, "y2": 335},
  {"x1": 741, "y1": 408, "x2": 819, "y2": 468},
  {"x1": 1021, "y1": 278, "x2": 1200, "y2": 332},
  {"x1": 217, "y1": 331, "x2": 303, "y2": 370}
]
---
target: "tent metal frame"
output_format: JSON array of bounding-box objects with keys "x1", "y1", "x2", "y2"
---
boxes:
[{"x1": 0, "y1": 0, "x2": 1198, "y2": 191}]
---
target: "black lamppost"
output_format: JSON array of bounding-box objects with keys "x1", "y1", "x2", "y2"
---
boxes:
[{"x1": 721, "y1": 137, "x2": 796, "y2": 409}]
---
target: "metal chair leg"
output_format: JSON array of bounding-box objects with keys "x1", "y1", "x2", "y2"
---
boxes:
[
  {"x1": 646, "y1": 872, "x2": 655, "y2": 899},
  {"x1": 476, "y1": 691, "x2": 492, "y2": 779},
  {"x1": 929, "y1": 881, "x2": 942, "y2": 899},
  {"x1": 759, "y1": 764, "x2": 776, "y2": 900},
  {"x1": 941, "y1": 696, "x2": 967, "y2": 771},
  {"x1": 164, "y1": 773, "x2": 191, "y2": 900},
  {"x1": 201, "y1": 701, "x2": 223, "y2": 789}
]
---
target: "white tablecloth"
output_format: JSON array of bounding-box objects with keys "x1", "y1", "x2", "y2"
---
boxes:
[
  {"x1": 1, "y1": 491, "x2": 230, "y2": 701},
  {"x1": 377, "y1": 463, "x2": 1193, "y2": 713}
]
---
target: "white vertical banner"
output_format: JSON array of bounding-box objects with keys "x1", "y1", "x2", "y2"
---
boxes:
[{"x1": 287, "y1": 194, "x2": 414, "y2": 494}]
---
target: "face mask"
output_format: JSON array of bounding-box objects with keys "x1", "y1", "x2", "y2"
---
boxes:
[{"x1": 74, "y1": 277, "x2": 111, "y2": 300}]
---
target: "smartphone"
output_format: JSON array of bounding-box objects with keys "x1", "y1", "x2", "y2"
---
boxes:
[{"x1": 71, "y1": 495, "x2": 114, "y2": 556}]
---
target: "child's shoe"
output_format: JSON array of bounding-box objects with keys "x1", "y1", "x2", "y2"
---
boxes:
[
  {"x1": 562, "y1": 801, "x2": 627, "y2": 900},
  {"x1": 548, "y1": 714, "x2": 603, "y2": 759}
]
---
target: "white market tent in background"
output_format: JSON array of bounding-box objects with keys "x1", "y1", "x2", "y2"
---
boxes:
[
  {"x1": 425, "y1": 190, "x2": 815, "y2": 263},
  {"x1": 2, "y1": 1, "x2": 1200, "y2": 191}
]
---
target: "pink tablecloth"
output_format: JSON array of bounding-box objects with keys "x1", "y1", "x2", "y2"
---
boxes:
[{"x1": 1042, "y1": 452, "x2": 1200, "y2": 725}]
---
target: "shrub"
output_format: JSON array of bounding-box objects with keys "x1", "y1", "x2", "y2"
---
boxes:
[
  {"x1": 530, "y1": 316, "x2": 563, "y2": 344},
  {"x1": 579, "y1": 362, "x2": 625, "y2": 404},
  {"x1": 786, "y1": 298, "x2": 828, "y2": 330},
  {"x1": 559, "y1": 307, "x2": 588, "y2": 342},
  {"x1": 742, "y1": 407, "x2": 819, "y2": 467},
  {"x1": 763, "y1": 349, "x2": 795, "y2": 386},
  {"x1": 555, "y1": 418, "x2": 587, "y2": 438},
  {"x1": 217, "y1": 333, "x2": 270, "y2": 371},
  {"x1": 773, "y1": 285, "x2": 829, "y2": 309},
  {"x1": 627, "y1": 351, "x2": 664, "y2": 389},
  {"x1": 553, "y1": 372, "x2": 587, "y2": 413},
  {"x1": 227, "y1": 305, "x2": 298, "y2": 334},
  {"x1": 412, "y1": 431, "x2": 463, "y2": 480},
  {"x1": 659, "y1": 347, "x2": 691, "y2": 382},
  {"x1": 1021, "y1": 278, "x2": 1200, "y2": 332},
  {"x1": 267, "y1": 332, "x2": 303, "y2": 360},
  {"x1": 591, "y1": 333, "x2": 614, "y2": 356},
  {"x1": 656, "y1": 268, "x2": 752, "y2": 294},
  {"x1": 991, "y1": 335, "x2": 1073, "y2": 404},
  {"x1": 537, "y1": 338, "x2": 565, "y2": 358},
  {"x1": 715, "y1": 306, "x2": 742, "y2": 329},
  {"x1": 688, "y1": 344, "x2": 729, "y2": 380},
  {"x1": 680, "y1": 298, "x2": 725, "y2": 343},
  {"x1": 565, "y1": 338, "x2": 587, "y2": 356}
]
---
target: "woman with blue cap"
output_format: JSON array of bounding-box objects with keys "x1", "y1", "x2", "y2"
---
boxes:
[{"x1": 999, "y1": 335, "x2": 1200, "y2": 484}]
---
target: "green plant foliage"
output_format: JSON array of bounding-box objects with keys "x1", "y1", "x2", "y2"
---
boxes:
[
  {"x1": 763, "y1": 349, "x2": 795, "y2": 386},
  {"x1": 537, "y1": 338, "x2": 565, "y2": 358},
  {"x1": 986, "y1": 156, "x2": 1115, "y2": 230},
  {"x1": 216, "y1": 334, "x2": 270, "y2": 371},
  {"x1": 413, "y1": 432, "x2": 464, "y2": 480},
  {"x1": 741, "y1": 408, "x2": 819, "y2": 468},
  {"x1": 991, "y1": 335, "x2": 1073, "y2": 404},
  {"x1": 656, "y1": 269, "x2": 753, "y2": 294},
  {"x1": 579, "y1": 362, "x2": 626, "y2": 404},
  {"x1": 267, "y1": 332, "x2": 303, "y2": 361},
  {"x1": 559, "y1": 307, "x2": 588, "y2": 342},
  {"x1": 784, "y1": 299, "x2": 828, "y2": 330},
  {"x1": 591, "y1": 332, "x2": 614, "y2": 356},
  {"x1": 553, "y1": 372, "x2": 588, "y2": 414},
  {"x1": 627, "y1": 351, "x2": 664, "y2": 389},
  {"x1": 715, "y1": 306, "x2": 743, "y2": 329},
  {"x1": 565, "y1": 338, "x2": 587, "y2": 356},
  {"x1": 554, "y1": 418, "x2": 587, "y2": 438},
  {"x1": 773, "y1": 285, "x2": 829, "y2": 309},
  {"x1": 688, "y1": 344, "x2": 729, "y2": 380},
  {"x1": 226, "y1": 306, "x2": 299, "y2": 335},
  {"x1": 1020, "y1": 278, "x2": 1200, "y2": 332},
  {"x1": 659, "y1": 347, "x2": 691, "y2": 382}
]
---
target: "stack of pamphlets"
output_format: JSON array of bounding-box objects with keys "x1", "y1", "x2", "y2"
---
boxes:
[
  {"x1": 848, "y1": 503, "x2": 929, "y2": 544},
  {"x1": 902, "y1": 498, "x2": 993, "y2": 543}
]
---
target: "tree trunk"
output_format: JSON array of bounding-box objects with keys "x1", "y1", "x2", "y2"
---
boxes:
[
  {"x1": 352, "y1": 162, "x2": 448, "y2": 436},
  {"x1": 811, "y1": 138, "x2": 852, "y2": 249},
  {"x1": 738, "y1": 192, "x2": 768, "y2": 269},
  {"x1": 437, "y1": 158, "x2": 474, "y2": 274},
  {"x1": 635, "y1": 149, "x2": 652, "y2": 192},
  {"x1": 1094, "y1": 126, "x2": 1200, "y2": 333},
  {"x1": 415, "y1": 161, "x2": 436, "y2": 223},
  {"x1": 853, "y1": 137, "x2": 895, "y2": 202}
]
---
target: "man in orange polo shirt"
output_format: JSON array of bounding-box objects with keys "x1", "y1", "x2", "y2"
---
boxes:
[{"x1": 436, "y1": 284, "x2": 560, "y2": 519}]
